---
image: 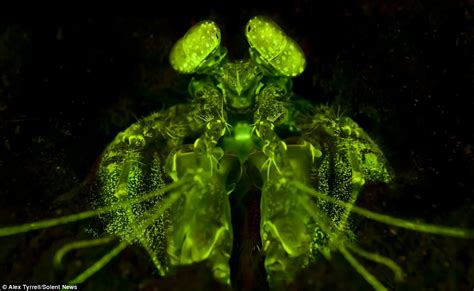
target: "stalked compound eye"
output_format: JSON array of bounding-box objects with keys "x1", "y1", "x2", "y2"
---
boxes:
[
  {"x1": 245, "y1": 16, "x2": 306, "y2": 77},
  {"x1": 170, "y1": 20, "x2": 223, "y2": 74}
]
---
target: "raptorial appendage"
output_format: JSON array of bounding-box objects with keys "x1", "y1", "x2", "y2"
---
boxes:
[
  {"x1": 256, "y1": 104, "x2": 394, "y2": 288},
  {"x1": 165, "y1": 149, "x2": 235, "y2": 284},
  {"x1": 94, "y1": 103, "x2": 233, "y2": 285},
  {"x1": 251, "y1": 139, "x2": 315, "y2": 286}
]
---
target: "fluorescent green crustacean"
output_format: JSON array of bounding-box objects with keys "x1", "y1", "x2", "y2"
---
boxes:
[{"x1": 1, "y1": 16, "x2": 473, "y2": 291}]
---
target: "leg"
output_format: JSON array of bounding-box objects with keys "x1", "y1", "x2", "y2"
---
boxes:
[
  {"x1": 68, "y1": 242, "x2": 128, "y2": 284},
  {"x1": 253, "y1": 77, "x2": 294, "y2": 177},
  {"x1": 188, "y1": 76, "x2": 229, "y2": 172},
  {"x1": 54, "y1": 236, "x2": 116, "y2": 268}
]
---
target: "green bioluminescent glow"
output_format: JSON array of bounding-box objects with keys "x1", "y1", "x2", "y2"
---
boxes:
[
  {"x1": 1, "y1": 16, "x2": 473, "y2": 291},
  {"x1": 245, "y1": 16, "x2": 306, "y2": 77},
  {"x1": 169, "y1": 20, "x2": 223, "y2": 74}
]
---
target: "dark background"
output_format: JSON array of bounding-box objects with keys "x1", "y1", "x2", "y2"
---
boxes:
[{"x1": 0, "y1": 1, "x2": 473, "y2": 290}]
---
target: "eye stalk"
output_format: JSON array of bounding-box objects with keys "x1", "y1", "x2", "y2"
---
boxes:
[
  {"x1": 245, "y1": 16, "x2": 306, "y2": 77},
  {"x1": 170, "y1": 20, "x2": 227, "y2": 74}
]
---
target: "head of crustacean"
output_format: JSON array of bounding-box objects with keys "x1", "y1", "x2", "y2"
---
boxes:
[
  {"x1": 169, "y1": 16, "x2": 306, "y2": 112},
  {"x1": 169, "y1": 20, "x2": 262, "y2": 111},
  {"x1": 214, "y1": 60, "x2": 262, "y2": 111}
]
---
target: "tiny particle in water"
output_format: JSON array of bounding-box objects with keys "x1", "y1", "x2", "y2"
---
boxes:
[{"x1": 56, "y1": 27, "x2": 63, "y2": 41}]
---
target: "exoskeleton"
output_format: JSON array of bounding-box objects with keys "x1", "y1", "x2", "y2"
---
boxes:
[{"x1": 1, "y1": 16, "x2": 472, "y2": 291}]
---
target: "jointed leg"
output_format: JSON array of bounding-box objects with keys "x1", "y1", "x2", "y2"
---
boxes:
[
  {"x1": 54, "y1": 236, "x2": 116, "y2": 268},
  {"x1": 338, "y1": 245, "x2": 387, "y2": 291},
  {"x1": 68, "y1": 241, "x2": 128, "y2": 285},
  {"x1": 295, "y1": 187, "x2": 391, "y2": 290},
  {"x1": 189, "y1": 77, "x2": 229, "y2": 172},
  {"x1": 346, "y1": 243, "x2": 404, "y2": 281},
  {"x1": 253, "y1": 78, "x2": 293, "y2": 177}
]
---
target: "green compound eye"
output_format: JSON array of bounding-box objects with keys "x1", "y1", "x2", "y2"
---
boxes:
[
  {"x1": 170, "y1": 20, "x2": 222, "y2": 74},
  {"x1": 246, "y1": 16, "x2": 306, "y2": 77}
]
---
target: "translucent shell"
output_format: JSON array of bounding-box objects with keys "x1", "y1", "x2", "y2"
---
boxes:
[
  {"x1": 170, "y1": 20, "x2": 221, "y2": 74},
  {"x1": 245, "y1": 16, "x2": 306, "y2": 77}
]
